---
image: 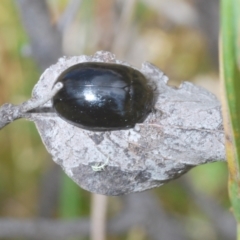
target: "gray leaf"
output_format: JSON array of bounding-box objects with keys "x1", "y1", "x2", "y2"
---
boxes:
[{"x1": 0, "y1": 51, "x2": 225, "y2": 195}]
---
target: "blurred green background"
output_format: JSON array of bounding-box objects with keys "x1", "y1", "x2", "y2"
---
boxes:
[{"x1": 0, "y1": 0, "x2": 229, "y2": 239}]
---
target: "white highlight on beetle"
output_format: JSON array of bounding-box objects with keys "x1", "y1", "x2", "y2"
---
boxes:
[
  {"x1": 85, "y1": 92, "x2": 96, "y2": 101},
  {"x1": 84, "y1": 91, "x2": 97, "y2": 101}
]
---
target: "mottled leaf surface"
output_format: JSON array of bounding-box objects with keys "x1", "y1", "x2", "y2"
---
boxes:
[{"x1": 0, "y1": 51, "x2": 225, "y2": 195}]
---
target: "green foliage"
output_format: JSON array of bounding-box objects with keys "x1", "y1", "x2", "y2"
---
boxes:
[
  {"x1": 221, "y1": 0, "x2": 240, "y2": 237},
  {"x1": 59, "y1": 172, "x2": 82, "y2": 218}
]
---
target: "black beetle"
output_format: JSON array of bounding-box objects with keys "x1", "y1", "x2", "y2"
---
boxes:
[{"x1": 52, "y1": 62, "x2": 154, "y2": 131}]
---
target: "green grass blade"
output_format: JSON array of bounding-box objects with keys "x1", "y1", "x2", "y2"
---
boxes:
[
  {"x1": 233, "y1": 0, "x2": 240, "y2": 68},
  {"x1": 221, "y1": 0, "x2": 240, "y2": 233},
  {"x1": 59, "y1": 172, "x2": 82, "y2": 218}
]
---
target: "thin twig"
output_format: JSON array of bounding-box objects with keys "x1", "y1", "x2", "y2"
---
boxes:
[
  {"x1": 112, "y1": 0, "x2": 137, "y2": 57},
  {"x1": 0, "y1": 82, "x2": 63, "y2": 130},
  {"x1": 15, "y1": 0, "x2": 63, "y2": 70},
  {"x1": 90, "y1": 194, "x2": 108, "y2": 240},
  {"x1": 57, "y1": 0, "x2": 83, "y2": 33}
]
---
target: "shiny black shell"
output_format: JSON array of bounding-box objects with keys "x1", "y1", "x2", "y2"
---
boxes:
[{"x1": 52, "y1": 62, "x2": 154, "y2": 131}]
